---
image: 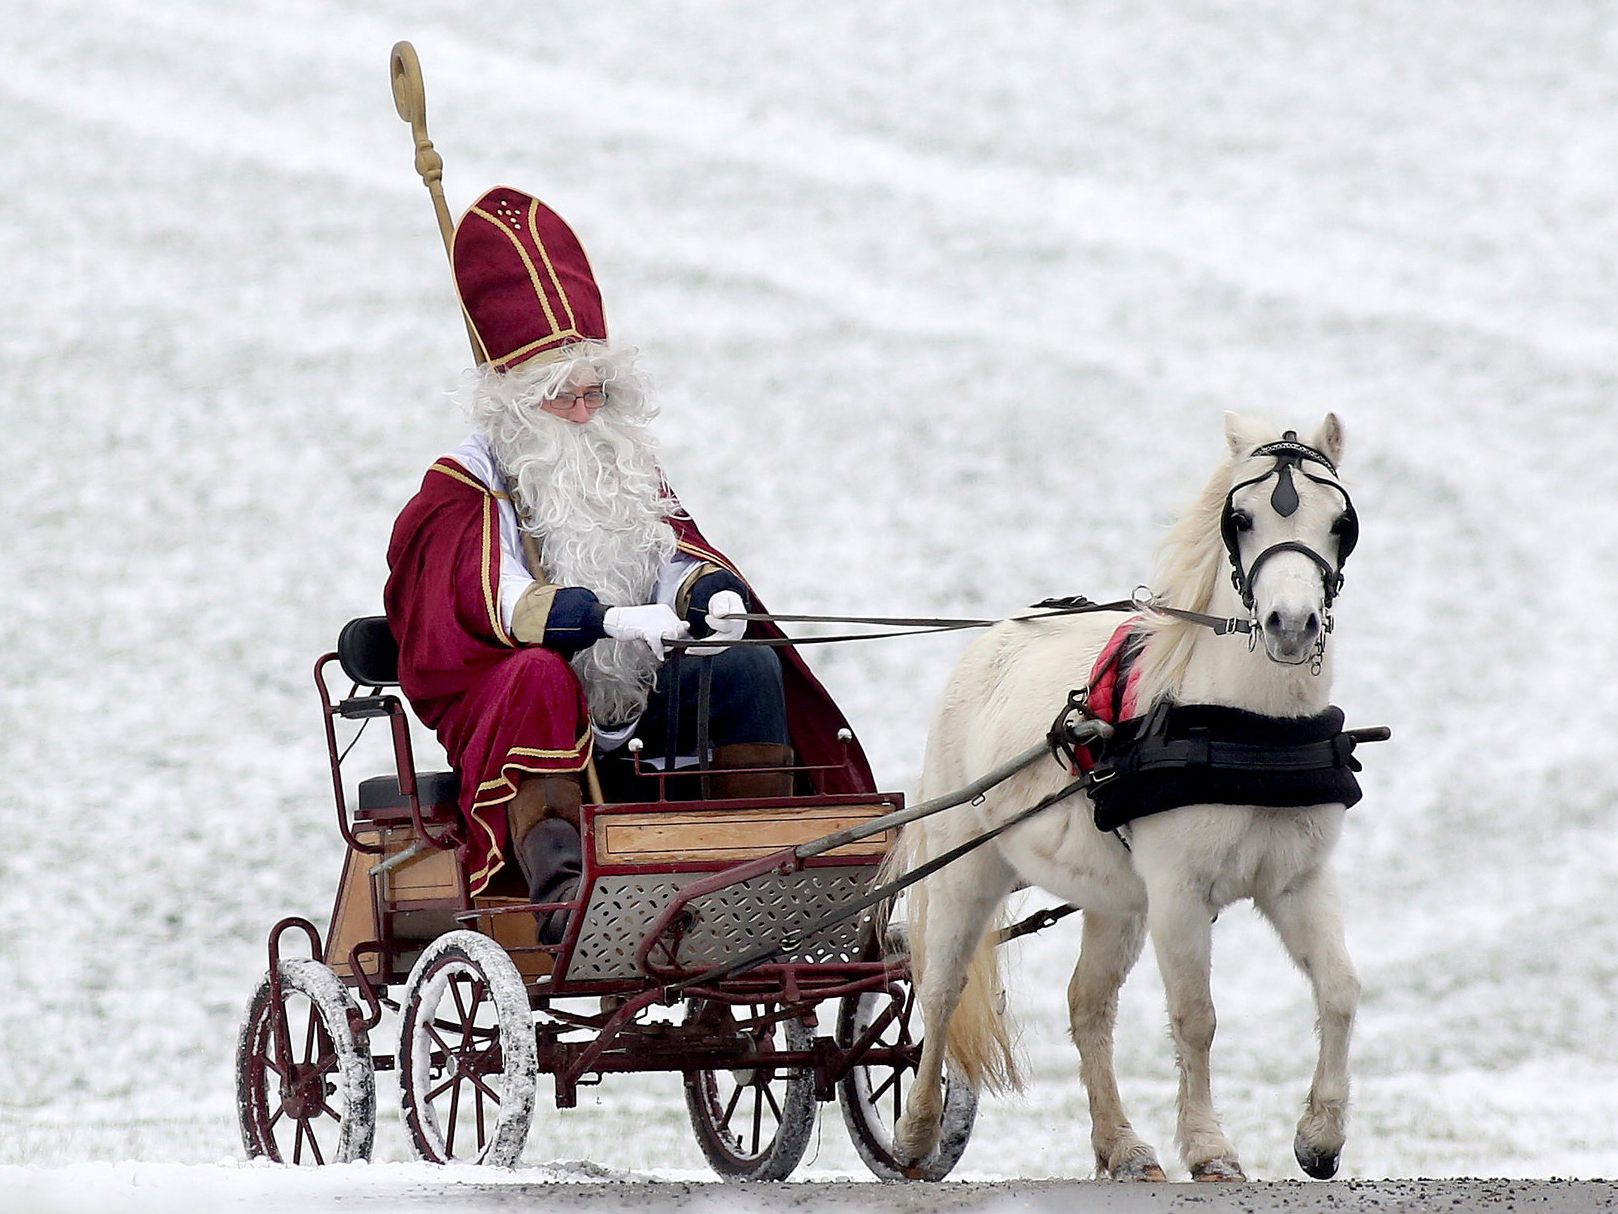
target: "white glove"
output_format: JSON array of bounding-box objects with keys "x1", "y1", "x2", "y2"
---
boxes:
[
  {"x1": 602, "y1": 603, "x2": 689, "y2": 661},
  {"x1": 704, "y1": 590, "x2": 747, "y2": 643},
  {"x1": 687, "y1": 589, "x2": 747, "y2": 656}
]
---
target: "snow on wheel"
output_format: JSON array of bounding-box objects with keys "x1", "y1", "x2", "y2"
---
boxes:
[
  {"x1": 236, "y1": 958, "x2": 376, "y2": 1165},
  {"x1": 837, "y1": 984, "x2": 977, "y2": 1181},
  {"x1": 399, "y1": 929, "x2": 538, "y2": 1166},
  {"x1": 682, "y1": 1002, "x2": 816, "y2": 1181}
]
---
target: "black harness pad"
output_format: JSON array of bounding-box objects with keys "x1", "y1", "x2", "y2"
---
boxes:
[{"x1": 1090, "y1": 702, "x2": 1364, "y2": 833}]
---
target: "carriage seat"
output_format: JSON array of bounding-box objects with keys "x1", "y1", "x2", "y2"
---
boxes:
[
  {"x1": 335, "y1": 616, "x2": 461, "y2": 822},
  {"x1": 337, "y1": 615, "x2": 401, "y2": 687},
  {"x1": 358, "y1": 770, "x2": 461, "y2": 813}
]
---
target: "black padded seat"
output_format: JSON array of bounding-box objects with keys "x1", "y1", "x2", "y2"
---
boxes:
[
  {"x1": 338, "y1": 616, "x2": 401, "y2": 687},
  {"x1": 358, "y1": 770, "x2": 461, "y2": 812}
]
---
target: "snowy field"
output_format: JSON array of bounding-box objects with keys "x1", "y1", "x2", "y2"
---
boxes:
[{"x1": 3, "y1": 0, "x2": 1617, "y2": 1201}]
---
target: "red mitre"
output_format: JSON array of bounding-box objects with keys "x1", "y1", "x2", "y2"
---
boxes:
[{"x1": 452, "y1": 187, "x2": 608, "y2": 371}]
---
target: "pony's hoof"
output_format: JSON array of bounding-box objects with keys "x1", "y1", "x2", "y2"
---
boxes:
[
  {"x1": 1107, "y1": 1152, "x2": 1167, "y2": 1182},
  {"x1": 1190, "y1": 1157, "x2": 1247, "y2": 1182},
  {"x1": 892, "y1": 1112, "x2": 939, "y2": 1169},
  {"x1": 1106, "y1": 1152, "x2": 1171, "y2": 1191},
  {"x1": 1294, "y1": 1133, "x2": 1341, "y2": 1180}
]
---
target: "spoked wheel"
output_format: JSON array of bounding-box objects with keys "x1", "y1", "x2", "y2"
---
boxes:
[
  {"x1": 836, "y1": 984, "x2": 977, "y2": 1180},
  {"x1": 682, "y1": 1001, "x2": 816, "y2": 1180},
  {"x1": 236, "y1": 959, "x2": 376, "y2": 1164},
  {"x1": 398, "y1": 930, "x2": 538, "y2": 1166}
]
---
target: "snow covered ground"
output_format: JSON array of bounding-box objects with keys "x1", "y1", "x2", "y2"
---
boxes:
[{"x1": 3, "y1": 0, "x2": 1617, "y2": 1198}]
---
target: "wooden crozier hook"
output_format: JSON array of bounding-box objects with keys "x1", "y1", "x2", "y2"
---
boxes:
[{"x1": 390, "y1": 41, "x2": 488, "y2": 365}]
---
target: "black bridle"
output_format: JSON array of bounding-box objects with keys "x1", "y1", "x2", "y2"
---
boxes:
[{"x1": 1220, "y1": 433, "x2": 1359, "y2": 612}]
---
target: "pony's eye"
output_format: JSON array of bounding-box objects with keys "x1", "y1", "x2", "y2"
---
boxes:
[
  {"x1": 1330, "y1": 514, "x2": 1350, "y2": 533},
  {"x1": 1230, "y1": 510, "x2": 1254, "y2": 533}
]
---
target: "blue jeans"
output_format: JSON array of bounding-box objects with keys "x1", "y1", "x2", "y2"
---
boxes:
[{"x1": 632, "y1": 646, "x2": 789, "y2": 757}]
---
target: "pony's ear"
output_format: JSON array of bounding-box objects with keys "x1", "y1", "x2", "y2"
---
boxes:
[
  {"x1": 1310, "y1": 412, "x2": 1346, "y2": 466},
  {"x1": 1224, "y1": 412, "x2": 1271, "y2": 458}
]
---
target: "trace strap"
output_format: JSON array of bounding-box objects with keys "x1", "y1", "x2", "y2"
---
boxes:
[{"x1": 662, "y1": 741, "x2": 1095, "y2": 996}]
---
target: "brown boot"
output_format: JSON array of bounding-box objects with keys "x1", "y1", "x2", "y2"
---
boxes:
[
  {"x1": 507, "y1": 775, "x2": 582, "y2": 843},
  {"x1": 709, "y1": 743, "x2": 794, "y2": 800},
  {"x1": 507, "y1": 775, "x2": 584, "y2": 945}
]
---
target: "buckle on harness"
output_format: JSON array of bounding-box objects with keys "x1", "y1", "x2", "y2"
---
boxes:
[
  {"x1": 1050, "y1": 686, "x2": 1110, "y2": 772},
  {"x1": 1066, "y1": 718, "x2": 1115, "y2": 749}
]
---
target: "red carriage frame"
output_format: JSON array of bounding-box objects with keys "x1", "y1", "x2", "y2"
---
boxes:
[{"x1": 235, "y1": 622, "x2": 978, "y2": 1180}]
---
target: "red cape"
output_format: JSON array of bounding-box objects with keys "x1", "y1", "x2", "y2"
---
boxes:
[{"x1": 386, "y1": 459, "x2": 876, "y2": 893}]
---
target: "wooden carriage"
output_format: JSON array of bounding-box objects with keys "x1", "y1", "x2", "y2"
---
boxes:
[{"x1": 234, "y1": 617, "x2": 979, "y2": 1180}]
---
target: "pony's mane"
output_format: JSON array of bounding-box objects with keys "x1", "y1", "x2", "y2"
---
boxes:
[{"x1": 1130, "y1": 446, "x2": 1248, "y2": 705}]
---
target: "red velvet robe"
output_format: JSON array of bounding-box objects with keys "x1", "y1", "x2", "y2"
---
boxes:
[{"x1": 385, "y1": 456, "x2": 876, "y2": 894}]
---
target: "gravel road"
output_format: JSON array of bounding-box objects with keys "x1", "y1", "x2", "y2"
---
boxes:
[{"x1": 219, "y1": 1178, "x2": 1618, "y2": 1213}]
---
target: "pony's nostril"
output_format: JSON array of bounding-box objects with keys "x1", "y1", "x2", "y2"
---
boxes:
[
  {"x1": 1265, "y1": 611, "x2": 1284, "y2": 633},
  {"x1": 1306, "y1": 613, "x2": 1320, "y2": 636}
]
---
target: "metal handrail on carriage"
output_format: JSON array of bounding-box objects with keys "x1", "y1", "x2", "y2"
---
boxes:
[{"x1": 241, "y1": 608, "x2": 951, "y2": 1171}]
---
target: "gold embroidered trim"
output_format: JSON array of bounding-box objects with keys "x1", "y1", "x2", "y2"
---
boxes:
[
  {"x1": 527, "y1": 199, "x2": 578, "y2": 332},
  {"x1": 511, "y1": 583, "x2": 559, "y2": 644},
  {"x1": 475, "y1": 734, "x2": 594, "y2": 791},
  {"x1": 494, "y1": 330, "x2": 584, "y2": 369},
  {"x1": 676, "y1": 539, "x2": 741, "y2": 580},
  {"x1": 427, "y1": 460, "x2": 512, "y2": 647},
  {"x1": 675, "y1": 560, "x2": 725, "y2": 618},
  {"x1": 468, "y1": 203, "x2": 562, "y2": 334},
  {"x1": 464, "y1": 810, "x2": 504, "y2": 895},
  {"x1": 481, "y1": 497, "x2": 513, "y2": 647},
  {"x1": 464, "y1": 733, "x2": 593, "y2": 894},
  {"x1": 429, "y1": 460, "x2": 490, "y2": 495}
]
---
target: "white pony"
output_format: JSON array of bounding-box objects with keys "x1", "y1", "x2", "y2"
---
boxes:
[{"x1": 889, "y1": 413, "x2": 1362, "y2": 1182}]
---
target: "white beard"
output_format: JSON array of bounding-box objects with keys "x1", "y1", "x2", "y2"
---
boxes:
[{"x1": 470, "y1": 366, "x2": 676, "y2": 728}]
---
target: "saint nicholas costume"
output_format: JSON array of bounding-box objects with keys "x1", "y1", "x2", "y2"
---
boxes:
[{"x1": 384, "y1": 187, "x2": 874, "y2": 896}]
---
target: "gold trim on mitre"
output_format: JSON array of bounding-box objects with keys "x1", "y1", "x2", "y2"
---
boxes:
[{"x1": 451, "y1": 186, "x2": 598, "y2": 372}]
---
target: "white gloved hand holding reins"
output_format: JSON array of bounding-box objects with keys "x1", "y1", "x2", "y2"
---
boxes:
[
  {"x1": 602, "y1": 603, "x2": 689, "y2": 661},
  {"x1": 685, "y1": 589, "x2": 747, "y2": 657},
  {"x1": 703, "y1": 590, "x2": 747, "y2": 644}
]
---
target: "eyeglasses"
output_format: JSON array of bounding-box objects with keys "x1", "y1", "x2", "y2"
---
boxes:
[{"x1": 545, "y1": 388, "x2": 608, "y2": 412}]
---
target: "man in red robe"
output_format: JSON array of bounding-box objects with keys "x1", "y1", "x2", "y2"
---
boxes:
[{"x1": 384, "y1": 187, "x2": 873, "y2": 938}]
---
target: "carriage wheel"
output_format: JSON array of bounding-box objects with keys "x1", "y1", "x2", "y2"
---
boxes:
[
  {"x1": 682, "y1": 1002, "x2": 816, "y2": 1181},
  {"x1": 236, "y1": 959, "x2": 376, "y2": 1165},
  {"x1": 398, "y1": 930, "x2": 538, "y2": 1166},
  {"x1": 836, "y1": 984, "x2": 977, "y2": 1181}
]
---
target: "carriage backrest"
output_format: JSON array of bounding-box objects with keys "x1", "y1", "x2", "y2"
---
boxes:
[{"x1": 337, "y1": 616, "x2": 401, "y2": 687}]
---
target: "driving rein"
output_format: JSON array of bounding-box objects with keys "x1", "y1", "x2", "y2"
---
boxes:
[{"x1": 704, "y1": 433, "x2": 1358, "y2": 663}]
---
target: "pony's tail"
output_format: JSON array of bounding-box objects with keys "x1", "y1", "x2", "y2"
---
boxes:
[
  {"x1": 942, "y1": 901, "x2": 1021, "y2": 1095},
  {"x1": 879, "y1": 826, "x2": 1022, "y2": 1095}
]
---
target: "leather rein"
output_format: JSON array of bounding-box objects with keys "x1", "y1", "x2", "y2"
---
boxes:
[{"x1": 670, "y1": 435, "x2": 1357, "y2": 662}]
